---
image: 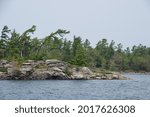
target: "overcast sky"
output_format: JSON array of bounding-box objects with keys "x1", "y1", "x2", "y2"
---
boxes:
[{"x1": 0, "y1": 0, "x2": 150, "y2": 48}]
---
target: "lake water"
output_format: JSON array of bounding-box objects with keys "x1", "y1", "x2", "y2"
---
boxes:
[{"x1": 0, "y1": 74, "x2": 150, "y2": 100}]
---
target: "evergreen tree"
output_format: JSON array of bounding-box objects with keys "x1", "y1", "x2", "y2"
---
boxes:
[
  {"x1": 0, "y1": 25, "x2": 11, "y2": 58},
  {"x1": 0, "y1": 25, "x2": 150, "y2": 72},
  {"x1": 71, "y1": 36, "x2": 87, "y2": 66}
]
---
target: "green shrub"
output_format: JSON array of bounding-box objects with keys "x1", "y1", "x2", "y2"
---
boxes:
[{"x1": 0, "y1": 67, "x2": 7, "y2": 72}]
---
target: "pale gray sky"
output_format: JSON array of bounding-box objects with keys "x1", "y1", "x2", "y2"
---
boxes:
[{"x1": 0, "y1": 0, "x2": 150, "y2": 48}]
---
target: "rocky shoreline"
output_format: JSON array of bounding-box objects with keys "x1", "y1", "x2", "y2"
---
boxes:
[{"x1": 0, "y1": 60, "x2": 128, "y2": 80}]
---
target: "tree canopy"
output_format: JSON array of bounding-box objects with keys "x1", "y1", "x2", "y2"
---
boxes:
[{"x1": 0, "y1": 25, "x2": 150, "y2": 72}]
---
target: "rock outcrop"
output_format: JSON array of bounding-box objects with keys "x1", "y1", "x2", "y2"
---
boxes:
[
  {"x1": 70, "y1": 67, "x2": 93, "y2": 80},
  {"x1": 0, "y1": 59, "x2": 128, "y2": 80}
]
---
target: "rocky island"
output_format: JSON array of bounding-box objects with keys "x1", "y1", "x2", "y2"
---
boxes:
[
  {"x1": 0, "y1": 60, "x2": 127, "y2": 80},
  {"x1": 0, "y1": 26, "x2": 149, "y2": 80}
]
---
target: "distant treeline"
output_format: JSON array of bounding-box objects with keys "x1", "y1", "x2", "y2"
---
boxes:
[{"x1": 0, "y1": 25, "x2": 150, "y2": 72}]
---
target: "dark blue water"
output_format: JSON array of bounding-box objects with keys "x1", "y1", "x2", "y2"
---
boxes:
[{"x1": 0, "y1": 74, "x2": 150, "y2": 100}]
